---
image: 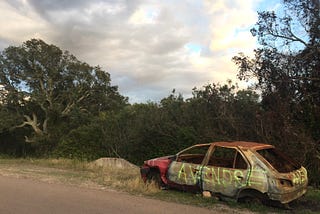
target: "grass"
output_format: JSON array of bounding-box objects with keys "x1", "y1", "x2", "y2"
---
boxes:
[
  {"x1": 0, "y1": 158, "x2": 319, "y2": 213},
  {"x1": 305, "y1": 188, "x2": 320, "y2": 201},
  {"x1": 0, "y1": 158, "x2": 160, "y2": 194}
]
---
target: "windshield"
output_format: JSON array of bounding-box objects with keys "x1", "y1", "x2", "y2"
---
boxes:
[{"x1": 257, "y1": 148, "x2": 301, "y2": 173}]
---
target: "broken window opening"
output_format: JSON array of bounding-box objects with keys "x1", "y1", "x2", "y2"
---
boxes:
[
  {"x1": 257, "y1": 148, "x2": 300, "y2": 173},
  {"x1": 208, "y1": 147, "x2": 247, "y2": 169},
  {"x1": 176, "y1": 145, "x2": 210, "y2": 164}
]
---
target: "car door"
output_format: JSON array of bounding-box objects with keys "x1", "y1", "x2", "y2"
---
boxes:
[
  {"x1": 201, "y1": 146, "x2": 249, "y2": 197},
  {"x1": 167, "y1": 144, "x2": 211, "y2": 189}
]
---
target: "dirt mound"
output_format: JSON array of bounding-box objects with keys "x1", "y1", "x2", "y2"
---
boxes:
[{"x1": 93, "y1": 158, "x2": 139, "y2": 170}]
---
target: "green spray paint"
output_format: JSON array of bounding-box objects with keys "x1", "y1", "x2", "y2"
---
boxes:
[{"x1": 178, "y1": 163, "x2": 187, "y2": 183}]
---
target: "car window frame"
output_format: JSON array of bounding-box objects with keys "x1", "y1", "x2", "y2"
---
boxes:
[
  {"x1": 175, "y1": 144, "x2": 212, "y2": 165},
  {"x1": 207, "y1": 146, "x2": 249, "y2": 170}
]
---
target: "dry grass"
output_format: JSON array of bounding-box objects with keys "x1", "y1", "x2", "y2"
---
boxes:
[
  {"x1": 86, "y1": 162, "x2": 161, "y2": 194},
  {"x1": 0, "y1": 158, "x2": 160, "y2": 195}
]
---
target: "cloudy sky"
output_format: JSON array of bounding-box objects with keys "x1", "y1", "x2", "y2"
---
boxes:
[{"x1": 0, "y1": 0, "x2": 279, "y2": 103}]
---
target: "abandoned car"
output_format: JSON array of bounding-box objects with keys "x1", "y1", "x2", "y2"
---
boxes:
[{"x1": 140, "y1": 141, "x2": 308, "y2": 204}]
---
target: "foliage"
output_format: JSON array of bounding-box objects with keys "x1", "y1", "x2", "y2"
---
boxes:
[
  {"x1": 0, "y1": 39, "x2": 127, "y2": 144},
  {"x1": 91, "y1": 83, "x2": 260, "y2": 164},
  {"x1": 47, "y1": 82, "x2": 260, "y2": 164},
  {"x1": 233, "y1": 0, "x2": 320, "y2": 185},
  {"x1": 54, "y1": 124, "x2": 105, "y2": 160},
  {"x1": 0, "y1": 39, "x2": 127, "y2": 157}
]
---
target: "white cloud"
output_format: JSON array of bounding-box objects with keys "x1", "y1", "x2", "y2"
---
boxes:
[
  {"x1": 85, "y1": 1, "x2": 126, "y2": 16},
  {"x1": 205, "y1": 0, "x2": 259, "y2": 53},
  {"x1": 128, "y1": 6, "x2": 159, "y2": 25},
  {"x1": 0, "y1": 1, "x2": 48, "y2": 44},
  {"x1": 0, "y1": 0, "x2": 263, "y2": 103}
]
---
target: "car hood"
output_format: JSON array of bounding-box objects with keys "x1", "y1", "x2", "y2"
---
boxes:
[{"x1": 144, "y1": 155, "x2": 175, "y2": 164}]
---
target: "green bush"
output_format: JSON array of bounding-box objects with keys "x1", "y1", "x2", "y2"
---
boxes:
[{"x1": 54, "y1": 124, "x2": 105, "y2": 160}]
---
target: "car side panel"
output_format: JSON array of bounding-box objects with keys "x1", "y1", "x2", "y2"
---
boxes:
[
  {"x1": 202, "y1": 166, "x2": 249, "y2": 197},
  {"x1": 167, "y1": 161, "x2": 201, "y2": 186}
]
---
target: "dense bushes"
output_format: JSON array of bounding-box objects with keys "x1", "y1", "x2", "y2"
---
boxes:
[{"x1": 1, "y1": 82, "x2": 319, "y2": 185}]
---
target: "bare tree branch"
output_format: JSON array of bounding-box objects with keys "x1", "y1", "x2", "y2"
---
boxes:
[
  {"x1": 61, "y1": 92, "x2": 90, "y2": 116},
  {"x1": 16, "y1": 113, "x2": 43, "y2": 136}
]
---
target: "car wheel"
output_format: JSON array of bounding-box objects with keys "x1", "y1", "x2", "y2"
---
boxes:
[
  {"x1": 238, "y1": 191, "x2": 267, "y2": 206},
  {"x1": 147, "y1": 170, "x2": 165, "y2": 189}
]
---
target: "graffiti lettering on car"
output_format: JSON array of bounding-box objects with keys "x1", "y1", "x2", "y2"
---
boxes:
[
  {"x1": 177, "y1": 163, "x2": 201, "y2": 183},
  {"x1": 292, "y1": 170, "x2": 307, "y2": 185},
  {"x1": 176, "y1": 163, "x2": 267, "y2": 188}
]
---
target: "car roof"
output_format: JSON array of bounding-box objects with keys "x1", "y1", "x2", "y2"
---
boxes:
[{"x1": 210, "y1": 141, "x2": 273, "y2": 150}]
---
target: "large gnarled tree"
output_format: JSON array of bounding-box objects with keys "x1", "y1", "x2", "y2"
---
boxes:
[{"x1": 0, "y1": 39, "x2": 127, "y2": 143}]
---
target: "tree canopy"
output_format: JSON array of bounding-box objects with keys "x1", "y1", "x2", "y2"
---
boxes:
[{"x1": 0, "y1": 39, "x2": 127, "y2": 145}]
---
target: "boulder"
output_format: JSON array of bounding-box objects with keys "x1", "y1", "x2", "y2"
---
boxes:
[{"x1": 93, "y1": 158, "x2": 138, "y2": 169}]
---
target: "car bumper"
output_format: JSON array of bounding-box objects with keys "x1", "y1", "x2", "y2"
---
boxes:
[{"x1": 268, "y1": 185, "x2": 308, "y2": 204}]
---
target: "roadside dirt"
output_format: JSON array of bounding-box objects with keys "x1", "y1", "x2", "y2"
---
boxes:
[
  {"x1": 0, "y1": 175, "x2": 228, "y2": 214},
  {"x1": 0, "y1": 160, "x2": 257, "y2": 214},
  {"x1": 0, "y1": 160, "x2": 318, "y2": 213}
]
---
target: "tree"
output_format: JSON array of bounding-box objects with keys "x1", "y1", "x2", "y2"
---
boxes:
[
  {"x1": 0, "y1": 39, "x2": 127, "y2": 144},
  {"x1": 187, "y1": 81, "x2": 260, "y2": 142},
  {"x1": 232, "y1": 0, "x2": 320, "y2": 185}
]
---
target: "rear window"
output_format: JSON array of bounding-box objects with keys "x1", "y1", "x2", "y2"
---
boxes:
[{"x1": 257, "y1": 148, "x2": 301, "y2": 173}]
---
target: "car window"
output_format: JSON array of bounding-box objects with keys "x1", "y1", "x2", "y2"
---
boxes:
[
  {"x1": 176, "y1": 145, "x2": 210, "y2": 164},
  {"x1": 208, "y1": 146, "x2": 247, "y2": 169},
  {"x1": 257, "y1": 148, "x2": 300, "y2": 173}
]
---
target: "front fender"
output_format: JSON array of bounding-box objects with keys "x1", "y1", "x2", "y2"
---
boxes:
[{"x1": 140, "y1": 165, "x2": 151, "y2": 182}]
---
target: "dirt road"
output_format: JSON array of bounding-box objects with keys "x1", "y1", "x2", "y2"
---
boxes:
[{"x1": 0, "y1": 175, "x2": 225, "y2": 214}]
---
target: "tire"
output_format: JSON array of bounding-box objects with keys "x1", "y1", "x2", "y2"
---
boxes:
[
  {"x1": 147, "y1": 170, "x2": 165, "y2": 189},
  {"x1": 238, "y1": 190, "x2": 267, "y2": 206}
]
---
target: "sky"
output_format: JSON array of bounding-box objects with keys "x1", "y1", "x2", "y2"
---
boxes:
[{"x1": 0, "y1": 0, "x2": 279, "y2": 103}]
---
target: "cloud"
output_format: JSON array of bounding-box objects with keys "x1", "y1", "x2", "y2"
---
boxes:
[
  {"x1": 0, "y1": 1, "x2": 48, "y2": 44},
  {"x1": 205, "y1": 0, "x2": 259, "y2": 53},
  {"x1": 128, "y1": 5, "x2": 159, "y2": 25},
  {"x1": 0, "y1": 0, "x2": 263, "y2": 103}
]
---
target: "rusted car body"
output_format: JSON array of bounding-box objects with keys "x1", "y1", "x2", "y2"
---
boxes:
[{"x1": 140, "y1": 141, "x2": 308, "y2": 204}]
